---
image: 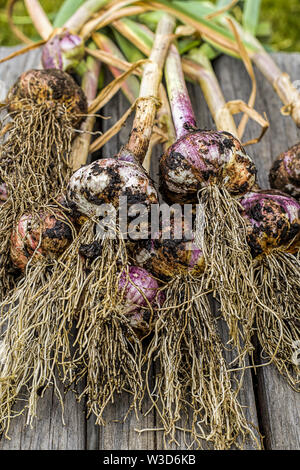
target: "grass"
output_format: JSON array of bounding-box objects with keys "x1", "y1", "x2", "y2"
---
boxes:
[
  {"x1": 0, "y1": 0, "x2": 64, "y2": 45},
  {"x1": 0, "y1": 0, "x2": 299, "y2": 52},
  {"x1": 260, "y1": 0, "x2": 300, "y2": 52}
]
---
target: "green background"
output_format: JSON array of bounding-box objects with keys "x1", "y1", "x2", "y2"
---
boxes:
[{"x1": 0, "y1": 0, "x2": 299, "y2": 52}]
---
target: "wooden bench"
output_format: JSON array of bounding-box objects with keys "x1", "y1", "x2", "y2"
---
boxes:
[{"x1": 0, "y1": 46, "x2": 299, "y2": 450}]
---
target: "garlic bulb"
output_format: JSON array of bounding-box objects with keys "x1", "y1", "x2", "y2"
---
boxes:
[
  {"x1": 10, "y1": 211, "x2": 73, "y2": 271},
  {"x1": 160, "y1": 130, "x2": 257, "y2": 200},
  {"x1": 240, "y1": 190, "x2": 300, "y2": 258},
  {"x1": 269, "y1": 143, "x2": 300, "y2": 199}
]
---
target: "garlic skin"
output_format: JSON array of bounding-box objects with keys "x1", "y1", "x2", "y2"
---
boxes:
[
  {"x1": 119, "y1": 266, "x2": 164, "y2": 335},
  {"x1": 119, "y1": 266, "x2": 160, "y2": 311},
  {"x1": 160, "y1": 130, "x2": 257, "y2": 200},
  {"x1": 269, "y1": 143, "x2": 300, "y2": 199},
  {"x1": 67, "y1": 158, "x2": 158, "y2": 219},
  {"x1": 10, "y1": 211, "x2": 73, "y2": 271},
  {"x1": 240, "y1": 190, "x2": 300, "y2": 258},
  {"x1": 7, "y1": 69, "x2": 88, "y2": 127},
  {"x1": 148, "y1": 238, "x2": 204, "y2": 279},
  {"x1": 134, "y1": 216, "x2": 204, "y2": 279},
  {"x1": 42, "y1": 32, "x2": 85, "y2": 72}
]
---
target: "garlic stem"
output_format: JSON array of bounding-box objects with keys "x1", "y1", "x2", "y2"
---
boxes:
[
  {"x1": 71, "y1": 49, "x2": 101, "y2": 171},
  {"x1": 24, "y1": 0, "x2": 53, "y2": 40},
  {"x1": 124, "y1": 14, "x2": 176, "y2": 163},
  {"x1": 64, "y1": 0, "x2": 110, "y2": 33},
  {"x1": 186, "y1": 50, "x2": 238, "y2": 137},
  {"x1": 252, "y1": 49, "x2": 300, "y2": 127},
  {"x1": 165, "y1": 43, "x2": 197, "y2": 138}
]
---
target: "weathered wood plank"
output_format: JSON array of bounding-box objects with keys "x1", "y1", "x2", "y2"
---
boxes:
[
  {"x1": 190, "y1": 82, "x2": 260, "y2": 450},
  {"x1": 0, "y1": 47, "x2": 38, "y2": 86},
  {"x1": 0, "y1": 384, "x2": 86, "y2": 450},
  {"x1": 94, "y1": 88, "x2": 157, "y2": 451},
  {"x1": 0, "y1": 47, "x2": 87, "y2": 451},
  {"x1": 214, "y1": 53, "x2": 300, "y2": 450},
  {"x1": 151, "y1": 81, "x2": 260, "y2": 450}
]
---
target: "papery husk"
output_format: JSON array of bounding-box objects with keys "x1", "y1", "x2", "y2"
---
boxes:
[
  {"x1": 195, "y1": 184, "x2": 256, "y2": 363},
  {"x1": 144, "y1": 274, "x2": 260, "y2": 450},
  {"x1": 254, "y1": 250, "x2": 300, "y2": 391}
]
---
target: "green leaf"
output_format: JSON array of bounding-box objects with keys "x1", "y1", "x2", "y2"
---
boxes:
[
  {"x1": 119, "y1": 18, "x2": 154, "y2": 51},
  {"x1": 242, "y1": 0, "x2": 262, "y2": 35},
  {"x1": 173, "y1": 0, "x2": 216, "y2": 18},
  {"x1": 188, "y1": 46, "x2": 212, "y2": 70},
  {"x1": 112, "y1": 29, "x2": 145, "y2": 62},
  {"x1": 178, "y1": 38, "x2": 202, "y2": 55},
  {"x1": 138, "y1": 11, "x2": 165, "y2": 31},
  {"x1": 261, "y1": 43, "x2": 274, "y2": 53},
  {"x1": 53, "y1": 0, "x2": 85, "y2": 27},
  {"x1": 74, "y1": 60, "x2": 88, "y2": 78},
  {"x1": 256, "y1": 21, "x2": 272, "y2": 38},
  {"x1": 54, "y1": 0, "x2": 111, "y2": 28},
  {"x1": 216, "y1": 0, "x2": 232, "y2": 6},
  {"x1": 154, "y1": 0, "x2": 259, "y2": 56},
  {"x1": 198, "y1": 43, "x2": 220, "y2": 61}
]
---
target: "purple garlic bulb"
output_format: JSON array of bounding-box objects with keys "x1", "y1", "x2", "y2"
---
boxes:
[
  {"x1": 119, "y1": 266, "x2": 164, "y2": 335},
  {"x1": 67, "y1": 158, "x2": 158, "y2": 220},
  {"x1": 42, "y1": 31, "x2": 85, "y2": 72},
  {"x1": 240, "y1": 190, "x2": 300, "y2": 258},
  {"x1": 269, "y1": 142, "x2": 300, "y2": 199},
  {"x1": 160, "y1": 130, "x2": 257, "y2": 201}
]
